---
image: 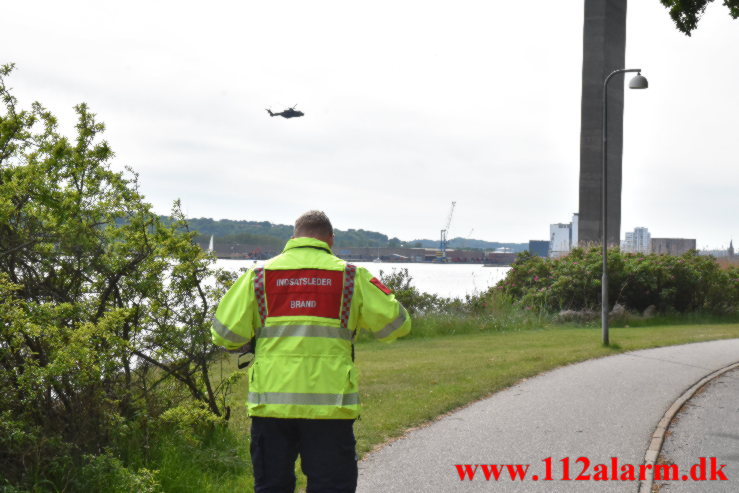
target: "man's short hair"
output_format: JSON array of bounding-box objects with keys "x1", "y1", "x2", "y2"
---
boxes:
[{"x1": 294, "y1": 210, "x2": 334, "y2": 238}]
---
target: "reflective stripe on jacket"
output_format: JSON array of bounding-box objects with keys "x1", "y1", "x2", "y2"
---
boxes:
[{"x1": 211, "y1": 236, "x2": 411, "y2": 419}]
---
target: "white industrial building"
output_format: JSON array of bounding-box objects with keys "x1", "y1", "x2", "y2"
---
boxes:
[{"x1": 549, "y1": 213, "x2": 579, "y2": 258}]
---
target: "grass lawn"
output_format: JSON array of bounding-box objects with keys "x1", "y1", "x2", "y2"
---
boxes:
[{"x1": 214, "y1": 323, "x2": 739, "y2": 489}]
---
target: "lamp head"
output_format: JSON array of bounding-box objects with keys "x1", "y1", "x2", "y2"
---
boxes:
[{"x1": 629, "y1": 72, "x2": 648, "y2": 89}]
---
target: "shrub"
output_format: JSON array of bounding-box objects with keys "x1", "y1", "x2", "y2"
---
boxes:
[
  {"x1": 157, "y1": 403, "x2": 224, "y2": 448},
  {"x1": 0, "y1": 64, "x2": 239, "y2": 491},
  {"x1": 497, "y1": 248, "x2": 739, "y2": 315},
  {"x1": 75, "y1": 454, "x2": 160, "y2": 493}
]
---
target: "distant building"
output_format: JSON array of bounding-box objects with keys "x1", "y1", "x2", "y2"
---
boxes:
[
  {"x1": 700, "y1": 249, "x2": 729, "y2": 257},
  {"x1": 651, "y1": 238, "x2": 696, "y2": 256},
  {"x1": 548, "y1": 213, "x2": 579, "y2": 258},
  {"x1": 549, "y1": 223, "x2": 571, "y2": 258},
  {"x1": 702, "y1": 241, "x2": 737, "y2": 258},
  {"x1": 528, "y1": 240, "x2": 550, "y2": 258},
  {"x1": 484, "y1": 252, "x2": 518, "y2": 265},
  {"x1": 571, "y1": 213, "x2": 579, "y2": 248},
  {"x1": 622, "y1": 227, "x2": 651, "y2": 254}
]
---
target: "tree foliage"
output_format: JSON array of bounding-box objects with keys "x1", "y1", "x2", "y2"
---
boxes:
[
  {"x1": 175, "y1": 216, "x2": 395, "y2": 248},
  {"x1": 660, "y1": 0, "x2": 739, "y2": 35},
  {"x1": 0, "y1": 64, "x2": 238, "y2": 489}
]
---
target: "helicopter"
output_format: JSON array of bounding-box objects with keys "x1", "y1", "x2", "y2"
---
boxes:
[{"x1": 266, "y1": 105, "x2": 304, "y2": 119}]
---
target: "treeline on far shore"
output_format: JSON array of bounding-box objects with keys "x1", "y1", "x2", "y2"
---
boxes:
[
  {"x1": 161, "y1": 216, "x2": 527, "y2": 252},
  {"x1": 165, "y1": 216, "x2": 409, "y2": 248}
]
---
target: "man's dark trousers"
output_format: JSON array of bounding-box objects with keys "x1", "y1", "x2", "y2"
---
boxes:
[{"x1": 251, "y1": 416, "x2": 358, "y2": 493}]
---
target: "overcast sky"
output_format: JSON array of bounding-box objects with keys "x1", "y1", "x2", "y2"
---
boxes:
[{"x1": 4, "y1": 1, "x2": 738, "y2": 248}]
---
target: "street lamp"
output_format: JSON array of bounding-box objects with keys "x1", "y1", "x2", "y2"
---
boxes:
[{"x1": 602, "y1": 69, "x2": 648, "y2": 345}]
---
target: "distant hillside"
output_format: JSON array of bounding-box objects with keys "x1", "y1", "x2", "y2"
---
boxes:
[
  {"x1": 167, "y1": 217, "x2": 293, "y2": 242},
  {"x1": 163, "y1": 217, "x2": 396, "y2": 248},
  {"x1": 163, "y1": 216, "x2": 527, "y2": 251}
]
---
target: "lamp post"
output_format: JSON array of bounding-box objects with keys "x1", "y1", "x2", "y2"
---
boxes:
[{"x1": 602, "y1": 69, "x2": 648, "y2": 345}]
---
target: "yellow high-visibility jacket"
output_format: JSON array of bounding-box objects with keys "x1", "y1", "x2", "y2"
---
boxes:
[{"x1": 211, "y1": 236, "x2": 411, "y2": 419}]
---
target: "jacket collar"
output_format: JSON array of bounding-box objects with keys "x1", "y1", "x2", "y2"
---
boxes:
[{"x1": 282, "y1": 236, "x2": 333, "y2": 254}]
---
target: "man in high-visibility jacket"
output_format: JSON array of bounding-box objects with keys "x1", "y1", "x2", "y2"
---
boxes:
[{"x1": 211, "y1": 210, "x2": 411, "y2": 492}]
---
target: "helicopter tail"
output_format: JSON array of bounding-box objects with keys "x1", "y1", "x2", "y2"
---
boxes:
[{"x1": 266, "y1": 109, "x2": 275, "y2": 117}]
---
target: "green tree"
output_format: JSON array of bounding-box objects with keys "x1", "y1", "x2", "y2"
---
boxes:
[
  {"x1": 661, "y1": 0, "x2": 739, "y2": 35},
  {"x1": 0, "y1": 64, "x2": 237, "y2": 489}
]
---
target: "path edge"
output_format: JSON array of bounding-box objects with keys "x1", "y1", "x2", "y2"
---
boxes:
[{"x1": 638, "y1": 360, "x2": 739, "y2": 493}]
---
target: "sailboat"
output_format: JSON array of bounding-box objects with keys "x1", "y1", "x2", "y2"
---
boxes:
[
  {"x1": 373, "y1": 245, "x2": 381, "y2": 263},
  {"x1": 208, "y1": 235, "x2": 214, "y2": 253}
]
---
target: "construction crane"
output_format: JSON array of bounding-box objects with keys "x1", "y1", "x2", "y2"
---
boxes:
[
  {"x1": 463, "y1": 228, "x2": 474, "y2": 249},
  {"x1": 438, "y1": 201, "x2": 456, "y2": 262}
]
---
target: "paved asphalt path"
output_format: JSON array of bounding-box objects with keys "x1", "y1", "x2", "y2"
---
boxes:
[
  {"x1": 357, "y1": 339, "x2": 739, "y2": 492},
  {"x1": 658, "y1": 366, "x2": 739, "y2": 492}
]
